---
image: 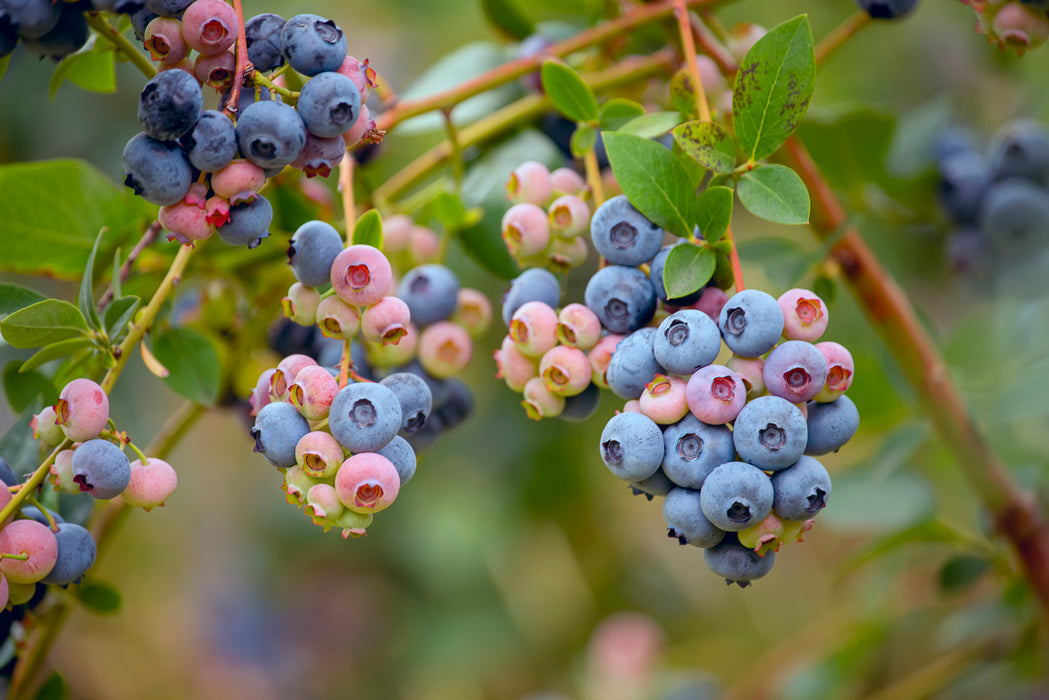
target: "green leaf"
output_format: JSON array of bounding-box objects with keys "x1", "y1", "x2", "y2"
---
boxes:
[
  {"x1": 0, "y1": 160, "x2": 150, "y2": 278},
  {"x1": 737, "y1": 164, "x2": 810, "y2": 225},
  {"x1": 150, "y1": 328, "x2": 220, "y2": 405},
  {"x1": 569, "y1": 123, "x2": 597, "y2": 158},
  {"x1": 18, "y1": 337, "x2": 96, "y2": 375},
  {"x1": 34, "y1": 671, "x2": 69, "y2": 700},
  {"x1": 104, "y1": 296, "x2": 140, "y2": 341},
  {"x1": 48, "y1": 37, "x2": 116, "y2": 99},
  {"x1": 3, "y1": 361, "x2": 57, "y2": 413},
  {"x1": 797, "y1": 108, "x2": 895, "y2": 193},
  {"x1": 732, "y1": 15, "x2": 815, "y2": 162},
  {"x1": 78, "y1": 229, "x2": 106, "y2": 332},
  {"x1": 695, "y1": 186, "x2": 733, "y2": 242},
  {"x1": 670, "y1": 67, "x2": 698, "y2": 118},
  {"x1": 0, "y1": 409, "x2": 39, "y2": 477},
  {"x1": 616, "y1": 111, "x2": 684, "y2": 138},
  {"x1": 540, "y1": 60, "x2": 598, "y2": 123},
  {"x1": 663, "y1": 243, "x2": 716, "y2": 299},
  {"x1": 599, "y1": 99, "x2": 646, "y2": 131},
  {"x1": 0, "y1": 300, "x2": 90, "y2": 349},
  {"x1": 111, "y1": 248, "x2": 123, "y2": 301},
  {"x1": 352, "y1": 209, "x2": 384, "y2": 249},
  {"x1": 427, "y1": 191, "x2": 480, "y2": 232},
  {"x1": 672, "y1": 120, "x2": 737, "y2": 173},
  {"x1": 822, "y1": 470, "x2": 935, "y2": 533},
  {"x1": 736, "y1": 237, "x2": 809, "y2": 287},
  {"x1": 77, "y1": 580, "x2": 122, "y2": 615},
  {"x1": 0, "y1": 283, "x2": 47, "y2": 318},
  {"x1": 940, "y1": 555, "x2": 993, "y2": 595},
  {"x1": 602, "y1": 131, "x2": 698, "y2": 239},
  {"x1": 480, "y1": 0, "x2": 535, "y2": 40}
]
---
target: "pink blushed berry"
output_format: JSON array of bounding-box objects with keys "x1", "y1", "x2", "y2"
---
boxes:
[
  {"x1": 205, "y1": 196, "x2": 230, "y2": 228},
  {"x1": 282, "y1": 466, "x2": 320, "y2": 506},
  {"x1": 509, "y1": 301, "x2": 559, "y2": 358},
  {"x1": 32, "y1": 406, "x2": 63, "y2": 446},
  {"x1": 342, "y1": 104, "x2": 373, "y2": 149},
  {"x1": 495, "y1": 334, "x2": 538, "y2": 392},
  {"x1": 540, "y1": 345, "x2": 591, "y2": 397},
  {"x1": 507, "y1": 161, "x2": 553, "y2": 206},
  {"x1": 0, "y1": 520, "x2": 58, "y2": 584},
  {"x1": 418, "y1": 322, "x2": 473, "y2": 378},
  {"x1": 557, "y1": 303, "x2": 602, "y2": 350},
  {"x1": 502, "y1": 202, "x2": 551, "y2": 258},
  {"x1": 335, "y1": 453, "x2": 401, "y2": 514},
  {"x1": 330, "y1": 245, "x2": 394, "y2": 307},
  {"x1": 639, "y1": 374, "x2": 689, "y2": 425},
  {"x1": 549, "y1": 167, "x2": 586, "y2": 196},
  {"x1": 181, "y1": 0, "x2": 239, "y2": 56},
  {"x1": 814, "y1": 341, "x2": 855, "y2": 402},
  {"x1": 295, "y1": 430, "x2": 344, "y2": 479},
  {"x1": 250, "y1": 368, "x2": 276, "y2": 416},
  {"x1": 210, "y1": 159, "x2": 267, "y2": 202},
  {"x1": 452, "y1": 288, "x2": 493, "y2": 338},
  {"x1": 55, "y1": 378, "x2": 109, "y2": 442},
  {"x1": 726, "y1": 355, "x2": 766, "y2": 400},
  {"x1": 990, "y1": 2, "x2": 1049, "y2": 53},
  {"x1": 159, "y1": 197, "x2": 213, "y2": 245},
  {"x1": 144, "y1": 17, "x2": 188, "y2": 64},
  {"x1": 367, "y1": 323, "x2": 419, "y2": 369},
  {"x1": 291, "y1": 133, "x2": 345, "y2": 178},
  {"x1": 622, "y1": 399, "x2": 642, "y2": 414},
  {"x1": 270, "y1": 354, "x2": 318, "y2": 401},
  {"x1": 548, "y1": 194, "x2": 590, "y2": 238},
  {"x1": 689, "y1": 286, "x2": 730, "y2": 322},
  {"x1": 282, "y1": 282, "x2": 322, "y2": 326},
  {"x1": 193, "y1": 50, "x2": 236, "y2": 91},
  {"x1": 549, "y1": 237, "x2": 589, "y2": 271},
  {"x1": 336, "y1": 55, "x2": 375, "y2": 103},
  {"x1": 123, "y1": 458, "x2": 178, "y2": 510},
  {"x1": 737, "y1": 512, "x2": 787, "y2": 557},
  {"x1": 382, "y1": 214, "x2": 413, "y2": 254},
  {"x1": 361, "y1": 296, "x2": 412, "y2": 346},
  {"x1": 409, "y1": 226, "x2": 441, "y2": 266},
  {"x1": 588, "y1": 334, "x2": 624, "y2": 388},
  {"x1": 0, "y1": 574, "x2": 7, "y2": 610},
  {"x1": 305, "y1": 483, "x2": 344, "y2": 527},
  {"x1": 289, "y1": 365, "x2": 340, "y2": 420},
  {"x1": 685, "y1": 365, "x2": 746, "y2": 425},
  {"x1": 521, "y1": 376, "x2": 565, "y2": 420},
  {"x1": 778, "y1": 289, "x2": 828, "y2": 342},
  {"x1": 50, "y1": 449, "x2": 78, "y2": 495},
  {"x1": 763, "y1": 340, "x2": 828, "y2": 404},
  {"x1": 316, "y1": 296, "x2": 363, "y2": 340}
]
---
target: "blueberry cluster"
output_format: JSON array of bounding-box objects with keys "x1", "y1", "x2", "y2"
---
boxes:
[
  {"x1": 0, "y1": 0, "x2": 96, "y2": 62},
  {"x1": 120, "y1": 3, "x2": 378, "y2": 246},
  {"x1": 935, "y1": 120, "x2": 1049, "y2": 296},
  {"x1": 501, "y1": 161, "x2": 592, "y2": 272}
]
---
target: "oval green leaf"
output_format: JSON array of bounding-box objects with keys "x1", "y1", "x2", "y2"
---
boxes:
[
  {"x1": 617, "y1": 111, "x2": 684, "y2": 138},
  {"x1": 18, "y1": 337, "x2": 96, "y2": 375},
  {"x1": 737, "y1": 164, "x2": 810, "y2": 225},
  {"x1": 541, "y1": 60, "x2": 599, "y2": 123},
  {"x1": 150, "y1": 328, "x2": 220, "y2": 406},
  {"x1": 672, "y1": 120, "x2": 737, "y2": 173},
  {"x1": 103, "y1": 295, "x2": 140, "y2": 341},
  {"x1": 3, "y1": 361, "x2": 57, "y2": 413},
  {"x1": 602, "y1": 131, "x2": 698, "y2": 240},
  {"x1": 77, "y1": 580, "x2": 122, "y2": 615},
  {"x1": 34, "y1": 670, "x2": 69, "y2": 700},
  {"x1": 480, "y1": 0, "x2": 535, "y2": 40},
  {"x1": 0, "y1": 299, "x2": 89, "y2": 349},
  {"x1": 599, "y1": 98, "x2": 646, "y2": 131},
  {"x1": 732, "y1": 15, "x2": 815, "y2": 162},
  {"x1": 0, "y1": 282, "x2": 46, "y2": 318},
  {"x1": 663, "y1": 243, "x2": 716, "y2": 299},
  {"x1": 696, "y1": 186, "x2": 734, "y2": 242},
  {"x1": 48, "y1": 37, "x2": 116, "y2": 99},
  {"x1": 352, "y1": 209, "x2": 384, "y2": 249},
  {"x1": 78, "y1": 229, "x2": 105, "y2": 332},
  {"x1": 570, "y1": 123, "x2": 597, "y2": 158}
]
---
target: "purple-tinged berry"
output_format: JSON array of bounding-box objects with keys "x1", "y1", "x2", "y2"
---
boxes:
[
  {"x1": 690, "y1": 286, "x2": 729, "y2": 322},
  {"x1": 699, "y1": 461, "x2": 774, "y2": 532},
  {"x1": 291, "y1": 133, "x2": 345, "y2": 178},
  {"x1": 763, "y1": 340, "x2": 828, "y2": 404},
  {"x1": 685, "y1": 365, "x2": 746, "y2": 425},
  {"x1": 71, "y1": 439, "x2": 131, "y2": 500}
]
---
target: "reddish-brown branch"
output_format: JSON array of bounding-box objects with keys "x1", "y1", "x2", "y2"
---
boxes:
[{"x1": 223, "y1": 0, "x2": 253, "y2": 117}]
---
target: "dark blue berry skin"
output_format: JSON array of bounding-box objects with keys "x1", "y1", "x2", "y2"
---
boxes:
[
  {"x1": 123, "y1": 132, "x2": 194, "y2": 206},
  {"x1": 590, "y1": 195, "x2": 665, "y2": 266},
  {"x1": 630, "y1": 467, "x2": 675, "y2": 499},
  {"x1": 217, "y1": 194, "x2": 273, "y2": 248},
  {"x1": 700, "y1": 461, "x2": 774, "y2": 532},
  {"x1": 220, "y1": 85, "x2": 275, "y2": 113},
  {"x1": 661, "y1": 413, "x2": 734, "y2": 490},
  {"x1": 654, "y1": 309, "x2": 721, "y2": 377},
  {"x1": 584, "y1": 265, "x2": 657, "y2": 335},
  {"x1": 297, "y1": 72, "x2": 362, "y2": 138},
  {"x1": 329, "y1": 382, "x2": 403, "y2": 453},
  {"x1": 771, "y1": 455, "x2": 831, "y2": 521},
  {"x1": 21, "y1": 507, "x2": 64, "y2": 527},
  {"x1": 71, "y1": 439, "x2": 131, "y2": 500},
  {"x1": 404, "y1": 412, "x2": 443, "y2": 452},
  {"x1": 718, "y1": 289, "x2": 784, "y2": 358},
  {"x1": 945, "y1": 227, "x2": 996, "y2": 281},
  {"x1": 130, "y1": 6, "x2": 158, "y2": 41},
  {"x1": 236, "y1": 100, "x2": 307, "y2": 170},
  {"x1": 245, "y1": 13, "x2": 286, "y2": 72},
  {"x1": 933, "y1": 126, "x2": 978, "y2": 166},
  {"x1": 703, "y1": 534, "x2": 776, "y2": 588},
  {"x1": 20, "y1": 1, "x2": 87, "y2": 60},
  {"x1": 664, "y1": 488, "x2": 726, "y2": 548},
  {"x1": 251, "y1": 402, "x2": 310, "y2": 468},
  {"x1": 280, "y1": 14, "x2": 346, "y2": 76},
  {"x1": 502, "y1": 268, "x2": 561, "y2": 326},
  {"x1": 397, "y1": 264, "x2": 461, "y2": 327},
  {"x1": 397, "y1": 360, "x2": 451, "y2": 408},
  {"x1": 181, "y1": 110, "x2": 237, "y2": 173},
  {"x1": 41, "y1": 523, "x2": 96, "y2": 586},
  {"x1": 979, "y1": 178, "x2": 1049, "y2": 263},
  {"x1": 0, "y1": 14, "x2": 16, "y2": 59},
  {"x1": 649, "y1": 244, "x2": 702, "y2": 306},
  {"x1": 938, "y1": 151, "x2": 989, "y2": 225},
  {"x1": 0, "y1": 457, "x2": 16, "y2": 487},
  {"x1": 7, "y1": 0, "x2": 60, "y2": 39},
  {"x1": 144, "y1": 0, "x2": 191, "y2": 17},
  {"x1": 805, "y1": 396, "x2": 859, "y2": 456},
  {"x1": 733, "y1": 396, "x2": 808, "y2": 471},
  {"x1": 559, "y1": 382, "x2": 601, "y2": 422},
  {"x1": 856, "y1": 0, "x2": 918, "y2": 20},
  {"x1": 138, "y1": 70, "x2": 203, "y2": 142},
  {"x1": 288, "y1": 220, "x2": 343, "y2": 288},
  {"x1": 435, "y1": 377, "x2": 472, "y2": 430},
  {"x1": 605, "y1": 327, "x2": 664, "y2": 400},
  {"x1": 377, "y1": 435, "x2": 417, "y2": 486},
  {"x1": 989, "y1": 120, "x2": 1049, "y2": 183},
  {"x1": 379, "y1": 372, "x2": 433, "y2": 436},
  {"x1": 599, "y1": 411, "x2": 664, "y2": 482}
]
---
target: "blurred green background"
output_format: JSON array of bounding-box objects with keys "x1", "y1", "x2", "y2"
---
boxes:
[{"x1": 3, "y1": 0, "x2": 1049, "y2": 698}]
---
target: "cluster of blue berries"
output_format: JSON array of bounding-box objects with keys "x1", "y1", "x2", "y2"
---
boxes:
[
  {"x1": 935, "y1": 119, "x2": 1049, "y2": 297},
  {"x1": 120, "y1": 3, "x2": 377, "y2": 246},
  {"x1": 0, "y1": 0, "x2": 97, "y2": 62}
]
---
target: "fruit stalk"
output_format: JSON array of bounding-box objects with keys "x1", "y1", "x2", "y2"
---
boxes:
[
  {"x1": 84, "y1": 13, "x2": 157, "y2": 79},
  {"x1": 814, "y1": 11, "x2": 873, "y2": 68}
]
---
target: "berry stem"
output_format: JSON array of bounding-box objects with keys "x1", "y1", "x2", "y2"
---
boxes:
[
  {"x1": 25, "y1": 496, "x2": 58, "y2": 532},
  {"x1": 252, "y1": 70, "x2": 298, "y2": 101},
  {"x1": 84, "y1": 13, "x2": 157, "y2": 80},
  {"x1": 96, "y1": 222, "x2": 162, "y2": 311},
  {"x1": 339, "y1": 154, "x2": 356, "y2": 241},
  {"x1": 584, "y1": 148, "x2": 605, "y2": 208},
  {"x1": 223, "y1": 0, "x2": 252, "y2": 117},
  {"x1": 814, "y1": 11, "x2": 873, "y2": 68},
  {"x1": 0, "y1": 553, "x2": 30, "y2": 562},
  {"x1": 441, "y1": 108, "x2": 465, "y2": 196},
  {"x1": 338, "y1": 340, "x2": 352, "y2": 388},
  {"x1": 674, "y1": 0, "x2": 711, "y2": 122},
  {"x1": 126, "y1": 441, "x2": 149, "y2": 465},
  {"x1": 724, "y1": 224, "x2": 745, "y2": 291}
]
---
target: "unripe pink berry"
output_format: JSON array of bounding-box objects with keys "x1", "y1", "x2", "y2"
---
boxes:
[
  {"x1": 336, "y1": 509, "x2": 373, "y2": 539},
  {"x1": 316, "y1": 295, "x2": 362, "y2": 340},
  {"x1": 336, "y1": 55, "x2": 375, "y2": 103},
  {"x1": 49, "y1": 449, "x2": 78, "y2": 495},
  {"x1": 282, "y1": 465, "x2": 319, "y2": 506},
  {"x1": 549, "y1": 236, "x2": 589, "y2": 271},
  {"x1": 205, "y1": 196, "x2": 230, "y2": 228},
  {"x1": 382, "y1": 214, "x2": 413, "y2": 254},
  {"x1": 158, "y1": 58, "x2": 196, "y2": 77},
  {"x1": 639, "y1": 374, "x2": 689, "y2": 424},
  {"x1": 688, "y1": 286, "x2": 729, "y2": 321},
  {"x1": 289, "y1": 365, "x2": 340, "y2": 420},
  {"x1": 509, "y1": 301, "x2": 559, "y2": 357},
  {"x1": 123, "y1": 458, "x2": 178, "y2": 510},
  {"x1": 548, "y1": 194, "x2": 590, "y2": 238},
  {"x1": 737, "y1": 511, "x2": 787, "y2": 557},
  {"x1": 502, "y1": 202, "x2": 551, "y2": 258},
  {"x1": 814, "y1": 341, "x2": 854, "y2": 402},
  {"x1": 210, "y1": 159, "x2": 267, "y2": 202},
  {"x1": 452, "y1": 288, "x2": 492, "y2": 338},
  {"x1": 540, "y1": 345, "x2": 591, "y2": 397},
  {"x1": 291, "y1": 133, "x2": 345, "y2": 179},
  {"x1": 143, "y1": 17, "x2": 188, "y2": 64},
  {"x1": 507, "y1": 161, "x2": 553, "y2": 206},
  {"x1": 295, "y1": 430, "x2": 344, "y2": 479},
  {"x1": 622, "y1": 399, "x2": 642, "y2": 414},
  {"x1": 335, "y1": 453, "x2": 401, "y2": 514},
  {"x1": 342, "y1": 104, "x2": 374, "y2": 149},
  {"x1": 521, "y1": 376, "x2": 564, "y2": 420},
  {"x1": 726, "y1": 355, "x2": 766, "y2": 400},
  {"x1": 55, "y1": 378, "x2": 109, "y2": 442},
  {"x1": 330, "y1": 245, "x2": 393, "y2": 307},
  {"x1": 159, "y1": 197, "x2": 213, "y2": 245},
  {"x1": 250, "y1": 368, "x2": 276, "y2": 416},
  {"x1": 991, "y1": 2, "x2": 1049, "y2": 54},
  {"x1": 305, "y1": 483, "x2": 344, "y2": 526},
  {"x1": 366, "y1": 323, "x2": 419, "y2": 369},
  {"x1": 282, "y1": 282, "x2": 321, "y2": 326},
  {"x1": 32, "y1": 406, "x2": 63, "y2": 445},
  {"x1": 685, "y1": 364, "x2": 746, "y2": 424},
  {"x1": 0, "y1": 520, "x2": 58, "y2": 584},
  {"x1": 778, "y1": 289, "x2": 828, "y2": 342},
  {"x1": 193, "y1": 50, "x2": 236, "y2": 90},
  {"x1": 557, "y1": 303, "x2": 602, "y2": 350},
  {"x1": 270, "y1": 354, "x2": 318, "y2": 401},
  {"x1": 361, "y1": 296, "x2": 411, "y2": 346},
  {"x1": 409, "y1": 225, "x2": 441, "y2": 266},
  {"x1": 549, "y1": 167, "x2": 586, "y2": 196},
  {"x1": 418, "y1": 321, "x2": 472, "y2": 378},
  {"x1": 495, "y1": 334, "x2": 538, "y2": 392},
  {"x1": 588, "y1": 334, "x2": 624, "y2": 388},
  {"x1": 181, "y1": 0, "x2": 239, "y2": 56}
]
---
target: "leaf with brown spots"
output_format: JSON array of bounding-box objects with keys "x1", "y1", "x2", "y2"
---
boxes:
[{"x1": 673, "y1": 120, "x2": 738, "y2": 174}]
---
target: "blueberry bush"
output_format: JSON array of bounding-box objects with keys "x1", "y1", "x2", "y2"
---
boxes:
[{"x1": 1, "y1": 0, "x2": 1049, "y2": 696}]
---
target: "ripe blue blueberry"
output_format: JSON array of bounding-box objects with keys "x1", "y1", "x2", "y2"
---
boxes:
[
  {"x1": 599, "y1": 411, "x2": 664, "y2": 482},
  {"x1": 123, "y1": 133, "x2": 194, "y2": 206},
  {"x1": 805, "y1": 395, "x2": 859, "y2": 455},
  {"x1": 21, "y1": 506, "x2": 64, "y2": 526},
  {"x1": 0, "y1": 15, "x2": 16, "y2": 59},
  {"x1": 145, "y1": 0, "x2": 193, "y2": 17},
  {"x1": 699, "y1": 461, "x2": 774, "y2": 532},
  {"x1": 297, "y1": 72, "x2": 362, "y2": 138},
  {"x1": 377, "y1": 435, "x2": 417, "y2": 486},
  {"x1": 41, "y1": 522, "x2": 97, "y2": 586},
  {"x1": 933, "y1": 126, "x2": 978, "y2": 166},
  {"x1": 71, "y1": 439, "x2": 131, "y2": 500},
  {"x1": 19, "y1": 2, "x2": 88, "y2": 60},
  {"x1": 560, "y1": 382, "x2": 601, "y2": 422},
  {"x1": 664, "y1": 488, "x2": 726, "y2": 548},
  {"x1": 130, "y1": 7, "x2": 158, "y2": 41},
  {"x1": 703, "y1": 534, "x2": 776, "y2": 588},
  {"x1": 733, "y1": 395, "x2": 808, "y2": 470},
  {"x1": 630, "y1": 467, "x2": 675, "y2": 500},
  {"x1": 7, "y1": 0, "x2": 60, "y2": 39},
  {"x1": 236, "y1": 100, "x2": 307, "y2": 170},
  {"x1": 590, "y1": 195, "x2": 665, "y2": 266},
  {"x1": 138, "y1": 70, "x2": 203, "y2": 142},
  {"x1": 397, "y1": 264, "x2": 461, "y2": 327},
  {"x1": 584, "y1": 265, "x2": 657, "y2": 335},
  {"x1": 605, "y1": 327, "x2": 664, "y2": 400},
  {"x1": 0, "y1": 457, "x2": 16, "y2": 487},
  {"x1": 379, "y1": 372, "x2": 433, "y2": 436},
  {"x1": 653, "y1": 309, "x2": 721, "y2": 377},
  {"x1": 855, "y1": 0, "x2": 918, "y2": 20},
  {"x1": 329, "y1": 382, "x2": 403, "y2": 453},
  {"x1": 251, "y1": 401, "x2": 310, "y2": 468},
  {"x1": 434, "y1": 377, "x2": 473, "y2": 430},
  {"x1": 771, "y1": 455, "x2": 832, "y2": 521},
  {"x1": 979, "y1": 178, "x2": 1049, "y2": 263},
  {"x1": 245, "y1": 13, "x2": 286, "y2": 72},
  {"x1": 718, "y1": 289, "x2": 785, "y2": 358},
  {"x1": 502, "y1": 267, "x2": 561, "y2": 326},
  {"x1": 938, "y1": 151, "x2": 989, "y2": 225},
  {"x1": 288, "y1": 220, "x2": 344, "y2": 287},
  {"x1": 181, "y1": 110, "x2": 237, "y2": 173},
  {"x1": 217, "y1": 193, "x2": 273, "y2": 248},
  {"x1": 988, "y1": 120, "x2": 1049, "y2": 183},
  {"x1": 281, "y1": 14, "x2": 346, "y2": 76},
  {"x1": 661, "y1": 413, "x2": 734, "y2": 490}
]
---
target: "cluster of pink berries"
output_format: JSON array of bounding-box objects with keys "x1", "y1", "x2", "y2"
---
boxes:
[{"x1": 501, "y1": 162, "x2": 593, "y2": 272}]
